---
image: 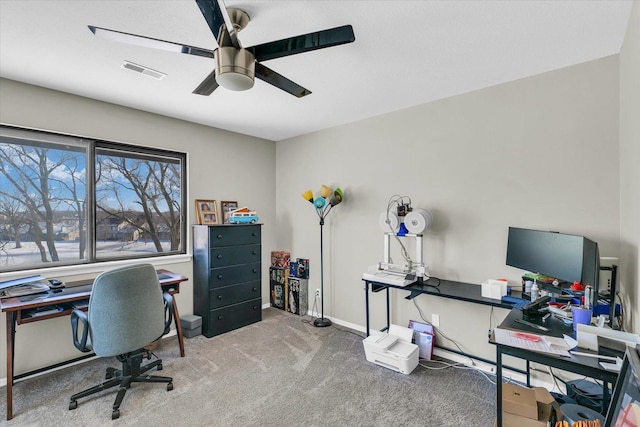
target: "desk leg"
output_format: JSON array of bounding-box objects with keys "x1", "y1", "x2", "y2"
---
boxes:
[
  {"x1": 496, "y1": 345, "x2": 503, "y2": 427},
  {"x1": 526, "y1": 360, "x2": 531, "y2": 387},
  {"x1": 171, "y1": 297, "x2": 185, "y2": 357},
  {"x1": 385, "y1": 287, "x2": 390, "y2": 333},
  {"x1": 365, "y1": 281, "x2": 370, "y2": 337},
  {"x1": 6, "y1": 311, "x2": 16, "y2": 420}
]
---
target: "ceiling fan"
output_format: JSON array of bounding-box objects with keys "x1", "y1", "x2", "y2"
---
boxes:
[{"x1": 88, "y1": 0, "x2": 355, "y2": 98}]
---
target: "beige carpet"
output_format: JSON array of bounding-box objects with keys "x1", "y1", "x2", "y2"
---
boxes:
[{"x1": 1, "y1": 308, "x2": 496, "y2": 426}]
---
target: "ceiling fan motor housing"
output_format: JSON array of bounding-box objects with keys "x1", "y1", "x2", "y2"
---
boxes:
[{"x1": 215, "y1": 47, "x2": 255, "y2": 91}]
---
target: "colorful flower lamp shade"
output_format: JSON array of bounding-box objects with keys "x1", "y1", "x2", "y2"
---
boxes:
[{"x1": 301, "y1": 185, "x2": 344, "y2": 327}]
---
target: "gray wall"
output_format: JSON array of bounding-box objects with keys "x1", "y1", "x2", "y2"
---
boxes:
[
  {"x1": 620, "y1": 2, "x2": 640, "y2": 332},
  {"x1": 275, "y1": 55, "x2": 620, "y2": 364},
  {"x1": 0, "y1": 79, "x2": 276, "y2": 378}
]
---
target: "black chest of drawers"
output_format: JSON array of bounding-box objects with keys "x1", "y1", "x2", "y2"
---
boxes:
[{"x1": 193, "y1": 224, "x2": 262, "y2": 337}]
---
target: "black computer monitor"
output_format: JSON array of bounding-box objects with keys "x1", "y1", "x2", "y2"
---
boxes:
[
  {"x1": 604, "y1": 346, "x2": 640, "y2": 426},
  {"x1": 506, "y1": 227, "x2": 600, "y2": 303}
]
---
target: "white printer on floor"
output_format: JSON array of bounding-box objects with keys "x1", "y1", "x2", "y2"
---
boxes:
[{"x1": 363, "y1": 324, "x2": 419, "y2": 374}]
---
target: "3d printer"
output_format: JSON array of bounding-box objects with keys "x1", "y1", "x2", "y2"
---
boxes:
[{"x1": 362, "y1": 195, "x2": 433, "y2": 287}]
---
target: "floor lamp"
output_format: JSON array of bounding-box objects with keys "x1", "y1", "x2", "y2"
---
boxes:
[{"x1": 302, "y1": 185, "x2": 344, "y2": 327}]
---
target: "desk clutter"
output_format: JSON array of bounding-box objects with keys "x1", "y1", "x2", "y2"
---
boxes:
[
  {"x1": 498, "y1": 383, "x2": 604, "y2": 427},
  {"x1": 0, "y1": 275, "x2": 54, "y2": 298},
  {"x1": 269, "y1": 251, "x2": 308, "y2": 316}
]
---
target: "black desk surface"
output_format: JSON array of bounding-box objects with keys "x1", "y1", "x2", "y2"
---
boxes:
[
  {"x1": 366, "y1": 277, "x2": 517, "y2": 309},
  {"x1": 494, "y1": 308, "x2": 620, "y2": 383}
]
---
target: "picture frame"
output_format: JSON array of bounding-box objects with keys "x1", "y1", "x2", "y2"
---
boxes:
[
  {"x1": 195, "y1": 199, "x2": 218, "y2": 225},
  {"x1": 220, "y1": 200, "x2": 238, "y2": 224}
]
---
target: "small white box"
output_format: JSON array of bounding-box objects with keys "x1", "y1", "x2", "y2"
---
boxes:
[
  {"x1": 481, "y1": 279, "x2": 508, "y2": 300},
  {"x1": 363, "y1": 326, "x2": 419, "y2": 374}
]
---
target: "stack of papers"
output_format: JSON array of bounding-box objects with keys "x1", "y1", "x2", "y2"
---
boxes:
[
  {"x1": 0, "y1": 275, "x2": 50, "y2": 298},
  {"x1": 494, "y1": 328, "x2": 577, "y2": 357}
]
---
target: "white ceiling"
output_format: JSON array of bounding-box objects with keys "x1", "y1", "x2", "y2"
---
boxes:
[{"x1": 0, "y1": 1, "x2": 633, "y2": 141}]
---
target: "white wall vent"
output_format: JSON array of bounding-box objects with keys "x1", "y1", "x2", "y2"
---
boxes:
[{"x1": 121, "y1": 60, "x2": 166, "y2": 80}]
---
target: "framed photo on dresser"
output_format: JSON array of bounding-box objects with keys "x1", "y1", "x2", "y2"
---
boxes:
[
  {"x1": 195, "y1": 199, "x2": 218, "y2": 225},
  {"x1": 221, "y1": 200, "x2": 238, "y2": 224}
]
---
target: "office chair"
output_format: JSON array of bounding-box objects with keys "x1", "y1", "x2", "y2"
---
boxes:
[{"x1": 69, "y1": 264, "x2": 174, "y2": 420}]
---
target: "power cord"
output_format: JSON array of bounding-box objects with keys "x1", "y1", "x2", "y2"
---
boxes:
[
  {"x1": 422, "y1": 276, "x2": 441, "y2": 288},
  {"x1": 412, "y1": 298, "x2": 474, "y2": 366},
  {"x1": 418, "y1": 358, "x2": 512, "y2": 386}
]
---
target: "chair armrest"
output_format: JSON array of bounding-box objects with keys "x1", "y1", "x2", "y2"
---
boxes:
[
  {"x1": 70, "y1": 309, "x2": 91, "y2": 352},
  {"x1": 163, "y1": 293, "x2": 174, "y2": 335}
]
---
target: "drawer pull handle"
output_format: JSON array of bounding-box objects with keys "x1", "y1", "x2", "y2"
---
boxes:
[
  {"x1": 252, "y1": 269, "x2": 257, "y2": 273},
  {"x1": 218, "y1": 315, "x2": 223, "y2": 320},
  {"x1": 217, "y1": 254, "x2": 223, "y2": 259},
  {"x1": 252, "y1": 232, "x2": 257, "y2": 236},
  {"x1": 252, "y1": 287, "x2": 257, "y2": 292},
  {"x1": 252, "y1": 251, "x2": 257, "y2": 255},
  {"x1": 217, "y1": 295, "x2": 223, "y2": 299},
  {"x1": 217, "y1": 275, "x2": 223, "y2": 279},
  {"x1": 216, "y1": 234, "x2": 222, "y2": 239},
  {"x1": 253, "y1": 306, "x2": 258, "y2": 310}
]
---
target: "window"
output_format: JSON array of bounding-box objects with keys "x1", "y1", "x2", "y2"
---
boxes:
[{"x1": 0, "y1": 126, "x2": 186, "y2": 272}]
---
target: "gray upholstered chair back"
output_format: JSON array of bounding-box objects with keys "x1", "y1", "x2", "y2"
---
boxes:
[{"x1": 88, "y1": 264, "x2": 165, "y2": 357}]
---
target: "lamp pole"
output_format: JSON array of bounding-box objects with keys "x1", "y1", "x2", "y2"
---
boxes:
[
  {"x1": 314, "y1": 217, "x2": 331, "y2": 327},
  {"x1": 302, "y1": 185, "x2": 343, "y2": 328}
]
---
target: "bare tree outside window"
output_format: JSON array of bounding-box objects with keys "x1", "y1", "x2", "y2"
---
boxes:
[
  {"x1": 0, "y1": 127, "x2": 186, "y2": 272},
  {"x1": 95, "y1": 148, "x2": 182, "y2": 259},
  {"x1": 0, "y1": 139, "x2": 87, "y2": 268}
]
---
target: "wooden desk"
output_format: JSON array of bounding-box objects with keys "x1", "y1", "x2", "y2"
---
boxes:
[
  {"x1": 492, "y1": 309, "x2": 619, "y2": 427},
  {"x1": 1, "y1": 269, "x2": 188, "y2": 420}
]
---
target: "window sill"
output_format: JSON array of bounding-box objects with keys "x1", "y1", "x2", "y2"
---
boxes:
[{"x1": 0, "y1": 253, "x2": 193, "y2": 282}]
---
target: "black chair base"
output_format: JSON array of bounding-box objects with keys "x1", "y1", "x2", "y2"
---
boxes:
[{"x1": 69, "y1": 349, "x2": 173, "y2": 419}]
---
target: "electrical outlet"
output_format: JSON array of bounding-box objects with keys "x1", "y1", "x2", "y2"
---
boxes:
[
  {"x1": 432, "y1": 313, "x2": 440, "y2": 327},
  {"x1": 315, "y1": 288, "x2": 321, "y2": 299}
]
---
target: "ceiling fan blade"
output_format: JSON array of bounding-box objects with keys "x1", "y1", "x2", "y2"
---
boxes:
[
  {"x1": 194, "y1": 0, "x2": 239, "y2": 48},
  {"x1": 193, "y1": 69, "x2": 219, "y2": 95},
  {"x1": 249, "y1": 25, "x2": 355, "y2": 62},
  {"x1": 255, "y1": 63, "x2": 311, "y2": 98},
  {"x1": 88, "y1": 25, "x2": 215, "y2": 59}
]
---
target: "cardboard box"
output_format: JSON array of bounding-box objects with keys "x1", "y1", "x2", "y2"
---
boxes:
[
  {"x1": 497, "y1": 384, "x2": 561, "y2": 427},
  {"x1": 296, "y1": 258, "x2": 309, "y2": 278},
  {"x1": 270, "y1": 251, "x2": 290, "y2": 268},
  {"x1": 287, "y1": 277, "x2": 308, "y2": 316}
]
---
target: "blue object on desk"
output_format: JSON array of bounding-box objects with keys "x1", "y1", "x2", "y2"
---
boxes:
[
  {"x1": 594, "y1": 303, "x2": 621, "y2": 316},
  {"x1": 501, "y1": 295, "x2": 530, "y2": 309}
]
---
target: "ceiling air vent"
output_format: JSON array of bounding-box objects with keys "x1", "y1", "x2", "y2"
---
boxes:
[{"x1": 121, "y1": 60, "x2": 166, "y2": 80}]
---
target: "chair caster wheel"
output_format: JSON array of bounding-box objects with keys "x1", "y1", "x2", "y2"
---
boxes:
[
  {"x1": 112, "y1": 409, "x2": 120, "y2": 420},
  {"x1": 167, "y1": 382, "x2": 173, "y2": 391},
  {"x1": 157, "y1": 363, "x2": 163, "y2": 371},
  {"x1": 69, "y1": 400, "x2": 78, "y2": 410}
]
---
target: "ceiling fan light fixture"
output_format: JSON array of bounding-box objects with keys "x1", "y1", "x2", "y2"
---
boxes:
[{"x1": 215, "y1": 47, "x2": 255, "y2": 91}]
